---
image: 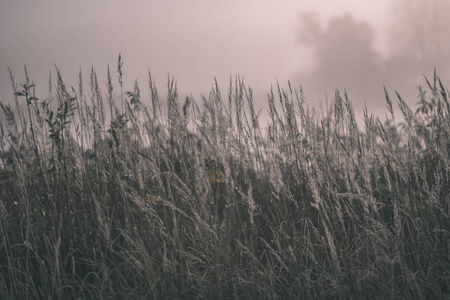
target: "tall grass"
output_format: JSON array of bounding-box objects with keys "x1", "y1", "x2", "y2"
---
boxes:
[{"x1": 0, "y1": 57, "x2": 449, "y2": 299}]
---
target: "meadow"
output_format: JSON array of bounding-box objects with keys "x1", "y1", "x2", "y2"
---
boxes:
[{"x1": 0, "y1": 55, "x2": 449, "y2": 299}]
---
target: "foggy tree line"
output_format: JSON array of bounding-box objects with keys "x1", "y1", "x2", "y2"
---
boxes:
[{"x1": 295, "y1": 0, "x2": 450, "y2": 111}]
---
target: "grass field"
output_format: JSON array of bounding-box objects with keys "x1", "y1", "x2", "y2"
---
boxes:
[{"x1": 0, "y1": 56, "x2": 449, "y2": 299}]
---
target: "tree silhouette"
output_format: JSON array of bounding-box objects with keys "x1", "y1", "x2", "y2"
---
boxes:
[{"x1": 296, "y1": 13, "x2": 383, "y2": 109}]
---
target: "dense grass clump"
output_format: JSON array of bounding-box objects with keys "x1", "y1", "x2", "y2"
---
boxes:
[{"x1": 0, "y1": 57, "x2": 449, "y2": 299}]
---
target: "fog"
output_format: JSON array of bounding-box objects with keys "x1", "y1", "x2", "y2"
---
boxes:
[
  {"x1": 295, "y1": 0, "x2": 450, "y2": 117},
  {"x1": 1, "y1": 0, "x2": 448, "y2": 122}
]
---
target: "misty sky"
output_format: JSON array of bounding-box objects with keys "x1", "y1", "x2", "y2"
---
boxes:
[{"x1": 1, "y1": 0, "x2": 446, "y2": 121}]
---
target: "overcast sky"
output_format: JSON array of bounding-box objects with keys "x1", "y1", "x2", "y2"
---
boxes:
[{"x1": 0, "y1": 0, "x2": 435, "y2": 121}]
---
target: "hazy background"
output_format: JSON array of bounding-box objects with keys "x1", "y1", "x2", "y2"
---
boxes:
[{"x1": 1, "y1": 0, "x2": 449, "y2": 123}]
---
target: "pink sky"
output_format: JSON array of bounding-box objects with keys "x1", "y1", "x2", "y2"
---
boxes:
[{"x1": 0, "y1": 0, "x2": 394, "y2": 116}]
